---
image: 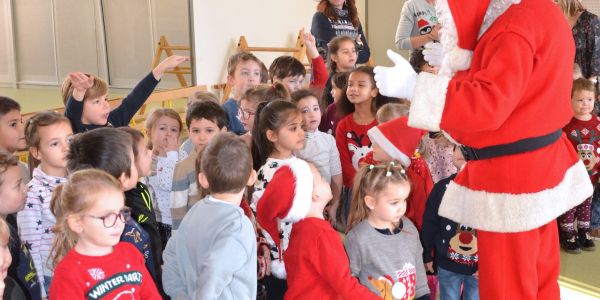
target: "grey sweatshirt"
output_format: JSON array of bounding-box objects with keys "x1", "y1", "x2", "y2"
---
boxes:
[
  {"x1": 395, "y1": 0, "x2": 438, "y2": 50},
  {"x1": 344, "y1": 218, "x2": 430, "y2": 299},
  {"x1": 162, "y1": 196, "x2": 257, "y2": 299}
]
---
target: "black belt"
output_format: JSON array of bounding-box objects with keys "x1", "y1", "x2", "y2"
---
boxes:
[{"x1": 460, "y1": 129, "x2": 563, "y2": 161}]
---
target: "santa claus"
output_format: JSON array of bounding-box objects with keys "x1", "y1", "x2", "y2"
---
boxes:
[{"x1": 374, "y1": 0, "x2": 592, "y2": 298}]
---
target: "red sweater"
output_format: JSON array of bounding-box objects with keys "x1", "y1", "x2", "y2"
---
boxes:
[
  {"x1": 284, "y1": 218, "x2": 381, "y2": 300},
  {"x1": 405, "y1": 157, "x2": 434, "y2": 230},
  {"x1": 310, "y1": 56, "x2": 328, "y2": 90},
  {"x1": 336, "y1": 116, "x2": 377, "y2": 187},
  {"x1": 563, "y1": 116, "x2": 600, "y2": 182},
  {"x1": 50, "y1": 242, "x2": 160, "y2": 299}
]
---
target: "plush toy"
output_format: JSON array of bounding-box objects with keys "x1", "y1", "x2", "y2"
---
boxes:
[{"x1": 374, "y1": 0, "x2": 592, "y2": 298}]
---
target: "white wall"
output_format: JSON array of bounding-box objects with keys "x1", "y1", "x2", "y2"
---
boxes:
[{"x1": 191, "y1": 0, "x2": 319, "y2": 87}]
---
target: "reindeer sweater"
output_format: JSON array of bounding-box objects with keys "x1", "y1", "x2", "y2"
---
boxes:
[
  {"x1": 563, "y1": 116, "x2": 600, "y2": 182},
  {"x1": 335, "y1": 115, "x2": 376, "y2": 187}
]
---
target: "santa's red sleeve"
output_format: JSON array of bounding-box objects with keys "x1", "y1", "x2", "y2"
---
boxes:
[
  {"x1": 405, "y1": 157, "x2": 434, "y2": 230},
  {"x1": 310, "y1": 56, "x2": 328, "y2": 90}
]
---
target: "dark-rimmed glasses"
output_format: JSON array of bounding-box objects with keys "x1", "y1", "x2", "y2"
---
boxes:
[{"x1": 86, "y1": 207, "x2": 132, "y2": 228}]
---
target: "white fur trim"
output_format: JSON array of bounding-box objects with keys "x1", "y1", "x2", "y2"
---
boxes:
[
  {"x1": 449, "y1": 48, "x2": 473, "y2": 71},
  {"x1": 408, "y1": 72, "x2": 450, "y2": 132},
  {"x1": 271, "y1": 259, "x2": 287, "y2": 279},
  {"x1": 439, "y1": 160, "x2": 593, "y2": 232},
  {"x1": 282, "y1": 158, "x2": 313, "y2": 223},
  {"x1": 367, "y1": 127, "x2": 411, "y2": 167}
]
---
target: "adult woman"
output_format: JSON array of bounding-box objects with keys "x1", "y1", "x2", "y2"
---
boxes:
[
  {"x1": 311, "y1": 0, "x2": 370, "y2": 64},
  {"x1": 395, "y1": 0, "x2": 439, "y2": 51},
  {"x1": 557, "y1": 0, "x2": 600, "y2": 82}
]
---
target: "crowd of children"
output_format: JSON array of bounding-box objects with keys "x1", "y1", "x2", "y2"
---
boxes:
[{"x1": 0, "y1": 29, "x2": 597, "y2": 300}]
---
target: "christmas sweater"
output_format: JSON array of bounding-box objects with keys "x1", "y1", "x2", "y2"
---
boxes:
[
  {"x1": 65, "y1": 72, "x2": 159, "y2": 133},
  {"x1": 311, "y1": 10, "x2": 370, "y2": 64},
  {"x1": 49, "y1": 242, "x2": 160, "y2": 299},
  {"x1": 284, "y1": 218, "x2": 380, "y2": 300},
  {"x1": 7, "y1": 219, "x2": 41, "y2": 300},
  {"x1": 344, "y1": 219, "x2": 430, "y2": 299},
  {"x1": 421, "y1": 174, "x2": 479, "y2": 276},
  {"x1": 335, "y1": 115, "x2": 377, "y2": 187},
  {"x1": 563, "y1": 116, "x2": 600, "y2": 183},
  {"x1": 320, "y1": 102, "x2": 339, "y2": 135},
  {"x1": 18, "y1": 167, "x2": 65, "y2": 295},
  {"x1": 252, "y1": 157, "x2": 296, "y2": 268},
  {"x1": 395, "y1": 0, "x2": 438, "y2": 50}
]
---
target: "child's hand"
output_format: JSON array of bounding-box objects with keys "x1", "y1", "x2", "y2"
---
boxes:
[
  {"x1": 302, "y1": 30, "x2": 320, "y2": 59},
  {"x1": 326, "y1": 202, "x2": 338, "y2": 227},
  {"x1": 260, "y1": 244, "x2": 271, "y2": 276},
  {"x1": 165, "y1": 134, "x2": 180, "y2": 153},
  {"x1": 424, "y1": 262, "x2": 434, "y2": 273},
  {"x1": 472, "y1": 271, "x2": 479, "y2": 279},
  {"x1": 152, "y1": 55, "x2": 190, "y2": 80},
  {"x1": 68, "y1": 72, "x2": 94, "y2": 101}
]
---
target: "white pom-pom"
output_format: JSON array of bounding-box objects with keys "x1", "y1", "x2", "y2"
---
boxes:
[
  {"x1": 392, "y1": 282, "x2": 407, "y2": 298},
  {"x1": 271, "y1": 259, "x2": 287, "y2": 279},
  {"x1": 448, "y1": 47, "x2": 473, "y2": 71}
]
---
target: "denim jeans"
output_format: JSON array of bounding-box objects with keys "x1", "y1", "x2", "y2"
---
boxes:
[
  {"x1": 437, "y1": 266, "x2": 479, "y2": 300},
  {"x1": 44, "y1": 275, "x2": 52, "y2": 296}
]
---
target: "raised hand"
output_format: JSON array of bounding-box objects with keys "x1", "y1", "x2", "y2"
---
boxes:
[
  {"x1": 373, "y1": 49, "x2": 417, "y2": 99},
  {"x1": 68, "y1": 72, "x2": 94, "y2": 101},
  {"x1": 302, "y1": 30, "x2": 320, "y2": 59},
  {"x1": 152, "y1": 55, "x2": 190, "y2": 80}
]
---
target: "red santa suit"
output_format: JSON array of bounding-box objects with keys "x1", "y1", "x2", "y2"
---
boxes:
[{"x1": 376, "y1": 0, "x2": 593, "y2": 298}]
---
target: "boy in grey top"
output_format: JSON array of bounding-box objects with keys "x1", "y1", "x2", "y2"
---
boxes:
[
  {"x1": 344, "y1": 218, "x2": 430, "y2": 299},
  {"x1": 162, "y1": 133, "x2": 257, "y2": 300}
]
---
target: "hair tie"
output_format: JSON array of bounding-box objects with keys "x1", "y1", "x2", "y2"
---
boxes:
[
  {"x1": 368, "y1": 164, "x2": 375, "y2": 170},
  {"x1": 385, "y1": 170, "x2": 392, "y2": 177}
]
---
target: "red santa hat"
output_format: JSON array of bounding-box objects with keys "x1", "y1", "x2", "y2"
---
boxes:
[
  {"x1": 367, "y1": 117, "x2": 427, "y2": 168},
  {"x1": 441, "y1": 0, "x2": 521, "y2": 72},
  {"x1": 256, "y1": 158, "x2": 313, "y2": 279}
]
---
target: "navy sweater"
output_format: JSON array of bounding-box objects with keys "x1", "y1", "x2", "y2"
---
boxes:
[
  {"x1": 310, "y1": 11, "x2": 370, "y2": 64},
  {"x1": 421, "y1": 174, "x2": 479, "y2": 276},
  {"x1": 65, "y1": 72, "x2": 159, "y2": 133}
]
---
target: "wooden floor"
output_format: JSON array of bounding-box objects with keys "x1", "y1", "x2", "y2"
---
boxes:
[{"x1": 4, "y1": 87, "x2": 600, "y2": 297}]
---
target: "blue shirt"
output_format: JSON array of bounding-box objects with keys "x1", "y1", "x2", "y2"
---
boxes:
[{"x1": 222, "y1": 98, "x2": 246, "y2": 135}]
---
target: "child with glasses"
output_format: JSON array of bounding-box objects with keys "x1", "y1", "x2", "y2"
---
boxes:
[
  {"x1": 48, "y1": 169, "x2": 160, "y2": 298},
  {"x1": 65, "y1": 128, "x2": 158, "y2": 292}
]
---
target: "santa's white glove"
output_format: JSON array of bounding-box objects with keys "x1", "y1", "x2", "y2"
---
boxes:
[
  {"x1": 374, "y1": 49, "x2": 417, "y2": 99},
  {"x1": 423, "y1": 42, "x2": 443, "y2": 67}
]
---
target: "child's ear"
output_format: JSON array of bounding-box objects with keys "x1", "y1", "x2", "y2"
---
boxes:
[
  {"x1": 370, "y1": 86, "x2": 379, "y2": 98},
  {"x1": 246, "y1": 170, "x2": 257, "y2": 186},
  {"x1": 221, "y1": 127, "x2": 228, "y2": 133},
  {"x1": 67, "y1": 214, "x2": 84, "y2": 234},
  {"x1": 198, "y1": 172, "x2": 210, "y2": 189},
  {"x1": 118, "y1": 172, "x2": 130, "y2": 188},
  {"x1": 364, "y1": 195, "x2": 376, "y2": 210},
  {"x1": 29, "y1": 147, "x2": 41, "y2": 161},
  {"x1": 226, "y1": 74, "x2": 234, "y2": 85},
  {"x1": 266, "y1": 129, "x2": 278, "y2": 143}
]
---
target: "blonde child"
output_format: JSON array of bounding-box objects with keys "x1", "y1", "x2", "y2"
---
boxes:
[
  {"x1": 62, "y1": 55, "x2": 188, "y2": 133},
  {"x1": 560, "y1": 78, "x2": 598, "y2": 252},
  {"x1": 238, "y1": 83, "x2": 289, "y2": 146},
  {"x1": 48, "y1": 169, "x2": 160, "y2": 298},
  {"x1": 223, "y1": 52, "x2": 264, "y2": 135},
  {"x1": 144, "y1": 109, "x2": 183, "y2": 247},
  {"x1": 179, "y1": 91, "x2": 220, "y2": 159},
  {"x1": 0, "y1": 152, "x2": 41, "y2": 300},
  {"x1": 345, "y1": 163, "x2": 430, "y2": 300},
  {"x1": 320, "y1": 71, "x2": 350, "y2": 136},
  {"x1": 322, "y1": 36, "x2": 358, "y2": 105},
  {"x1": 256, "y1": 158, "x2": 379, "y2": 299},
  {"x1": 0, "y1": 97, "x2": 29, "y2": 183},
  {"x1": 18, "y1": 111, "x2": 72, "y2": 297},
  {"x1": 170, "y1": 101, "x2": 228, "y2": 232},
  {"x1": 163, "y1": 133, "x2": 258, "y2": 299},
  {"x1": 336, "y1": 66, "x2": 390, "y2": 226},
  {"x1": 291, "y1": 89, "x2": 342, "y2": 226},
  {"x1": 376, "y1": 102, "x2": 410, "y2": 123},
  {"x1": 66, "y1": 128, "x2": 159, "y2": 292},
  {"x1": 250, "y1": 100, "x2": 304, "y2": 298}
]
